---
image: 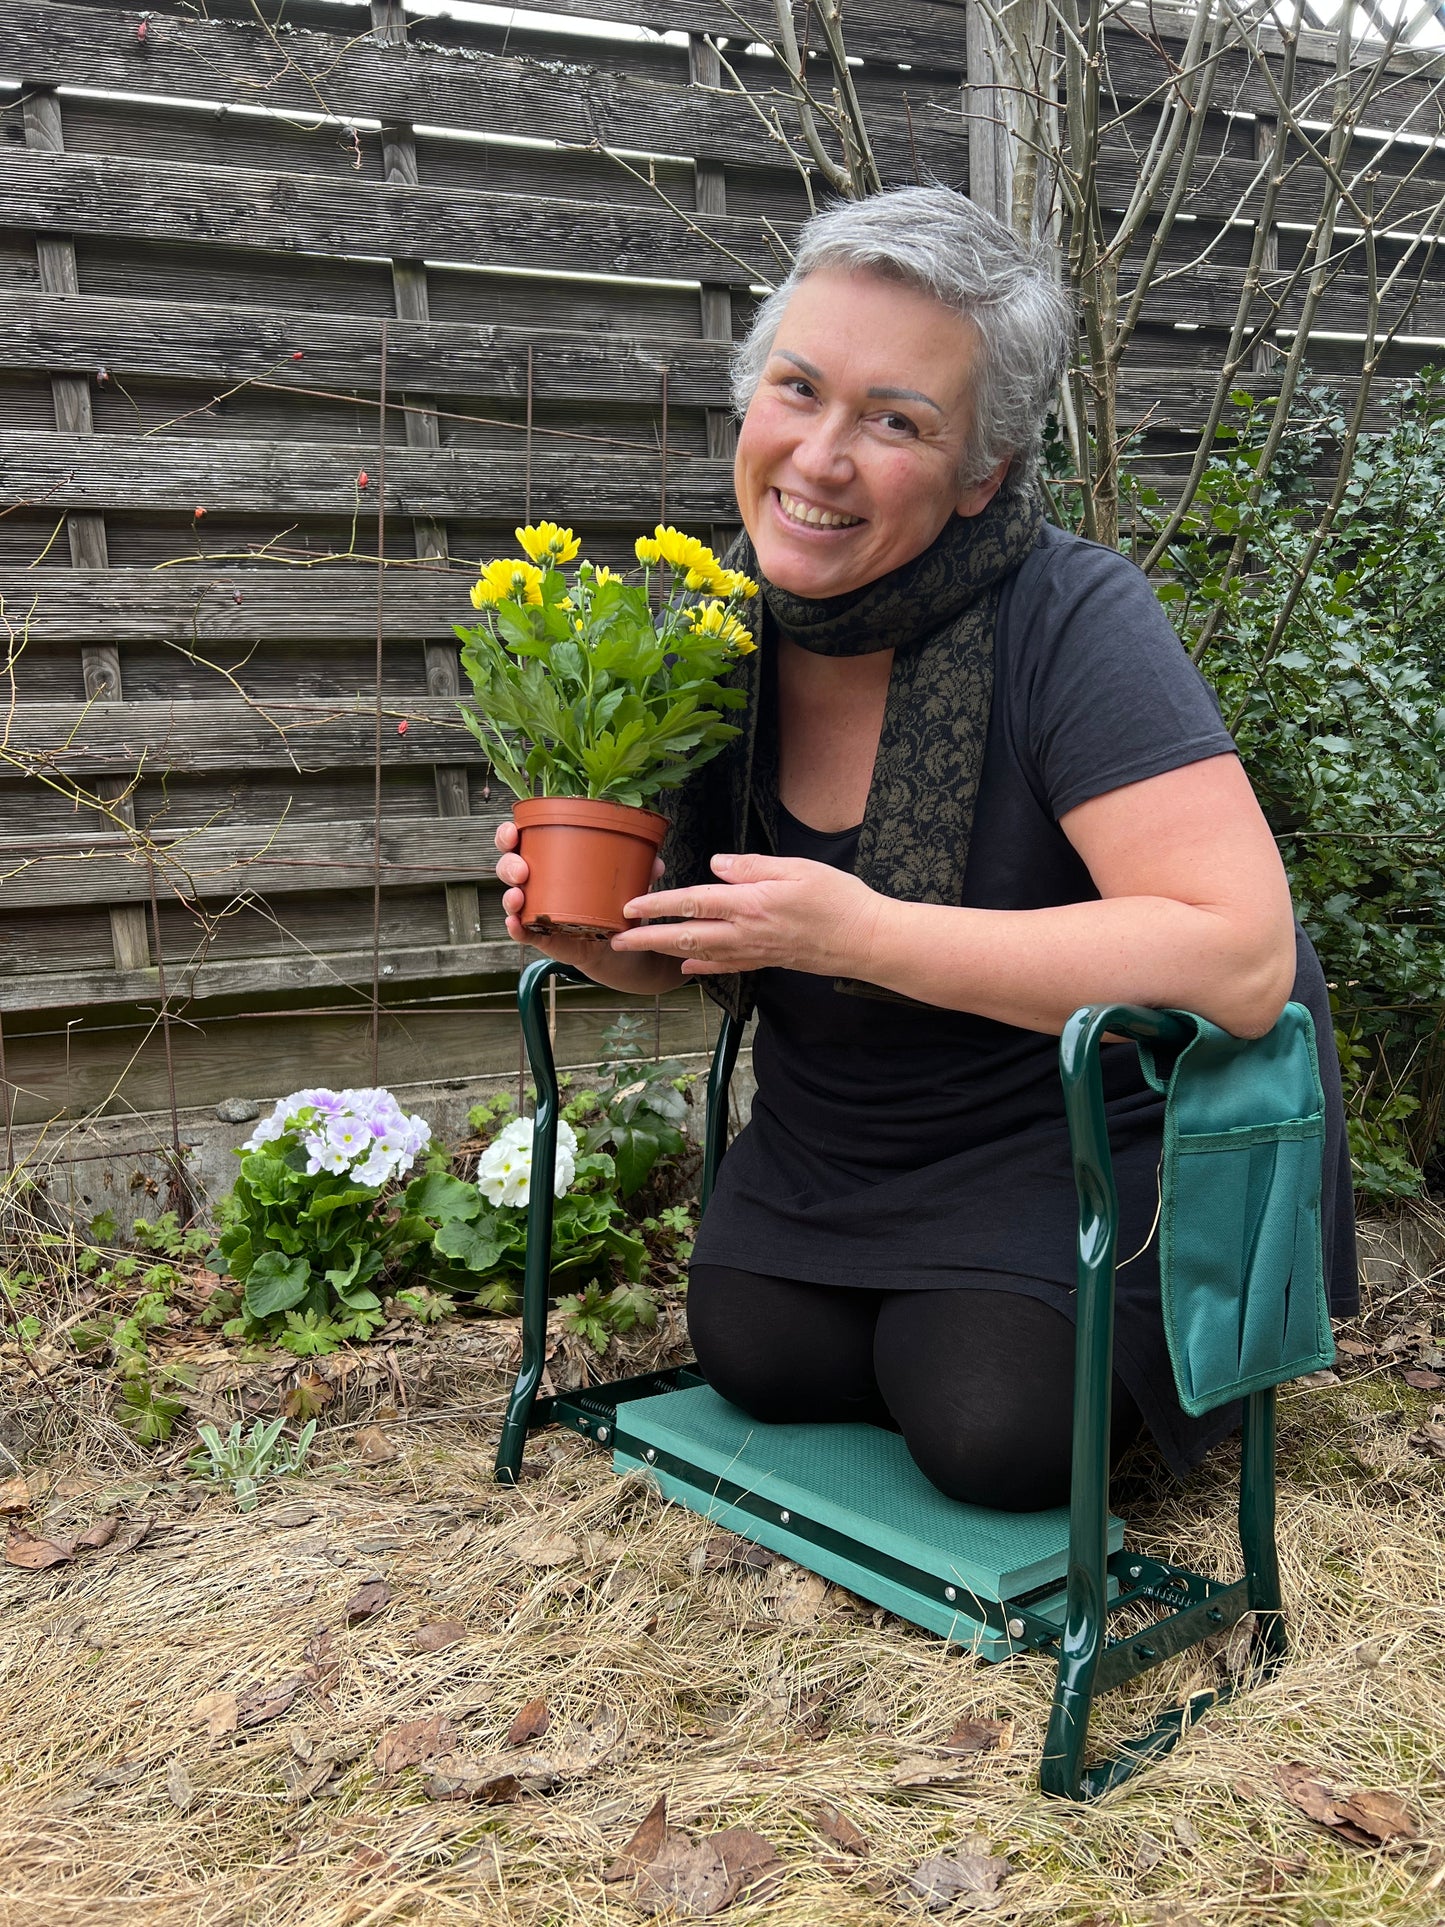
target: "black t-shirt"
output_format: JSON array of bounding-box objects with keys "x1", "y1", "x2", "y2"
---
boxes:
[{"x1": 692, "y1": 521, "x2": 1357, "y2": 1476}]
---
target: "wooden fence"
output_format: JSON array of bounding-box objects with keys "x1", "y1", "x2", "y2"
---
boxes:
[{"x1": 2, "y1": 0, "x2": 1443, "y2": 1139}]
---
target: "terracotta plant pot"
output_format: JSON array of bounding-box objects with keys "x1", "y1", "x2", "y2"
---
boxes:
[{"x1": 513, "y1": 796, "x2": 668, "y2": 938}]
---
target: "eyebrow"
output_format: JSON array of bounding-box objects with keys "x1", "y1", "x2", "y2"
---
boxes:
[{"x1": 772, "y1": 349, "x2": 944, "y2": 416}]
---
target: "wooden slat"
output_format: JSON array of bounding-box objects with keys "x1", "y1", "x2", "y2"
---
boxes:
[
  {"x1": 0, "y1": 567, "x2": 473, "y2": 642},
  {"x1": 6, "y1": 0, "x2": 963, "y2": 181},
  {"x1": 0, "y1": 149, "x2": 795, "y2": 289},
  {"x1": 1128, "y1": 262, "x2": 1445, "y2": 340},
  {"x1": 0, "y1": 697, "x2": 490, "y2": 775},
  {"x1": 0, "y1": 431, "x2": 735, "y2": 521},
  {"x1": 33, "y1": 0, "x2": 970, "y2": 76},
  {"x1": 0, "y1": 937, "x2": 520, "y2": 1012},
  {"x1": 0, "y1": 811, "x2": 509, "y2": 909},
  {"x1": 1096, "y1": 138, "x2": 1445, "y2": 231},
  {"x1": 0, "y1": 291, "x2": 736, "y2": 406}
]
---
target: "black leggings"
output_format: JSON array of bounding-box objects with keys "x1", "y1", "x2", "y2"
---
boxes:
[{"x1": 687, "y1": 1264, "x2": 1142, "y2": 1512}]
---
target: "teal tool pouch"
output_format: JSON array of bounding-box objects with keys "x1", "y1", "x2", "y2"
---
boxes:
[{"x1": 1136, "y1": 1003, "x2": 1333, "y2": 1416}]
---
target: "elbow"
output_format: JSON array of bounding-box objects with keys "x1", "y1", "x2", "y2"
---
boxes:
[{"x1": 1218, "y1": 925, "x2": 1297, "y2": 1040}]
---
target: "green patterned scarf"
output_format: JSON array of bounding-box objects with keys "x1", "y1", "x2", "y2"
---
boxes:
[{"x1": 659, "y1": 486, "x2": 1044, "y2": 1016}]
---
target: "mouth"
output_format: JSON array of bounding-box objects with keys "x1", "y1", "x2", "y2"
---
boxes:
[{"x1": 774, "y1": 488, "x2": 863, "y2": 531}]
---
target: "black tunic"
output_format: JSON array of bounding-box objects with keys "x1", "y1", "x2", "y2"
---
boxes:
[{"x1": 691, "y1": 524, "x2": 1358, "y2": 1478}]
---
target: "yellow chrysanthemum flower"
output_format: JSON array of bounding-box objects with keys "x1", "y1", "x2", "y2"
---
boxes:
[
  {"x1": 515, "y1": 521, "x2": 581, "y2": 565},
  {"x1": 634, "y1": 536, "x2": 662, "y2": 566},
  {"x1": 652, "y1": 525, "x2": 720, "y2": 578},
  {"x1": 589, "y1": 566, "x2": 621, "y2": 587},
  {"x1": 714, "y1": 567, "x2": 760, "y2": 600},
  {"x1": 471, "y1": 557, "x2": 545, "y2": 607},
  {"x1": 685, "y1": 601, "x2": 754, "y2": 652}
]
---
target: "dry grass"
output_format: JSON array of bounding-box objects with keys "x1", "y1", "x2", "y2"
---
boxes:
[{"x1": 0, "y1": 1220, "x2": 1441, "y2": 1926}]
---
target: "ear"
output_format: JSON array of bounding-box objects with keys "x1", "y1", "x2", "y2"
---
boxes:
[{"x1": 955, "y1": 459, "x2": 1010, "y2": 519}]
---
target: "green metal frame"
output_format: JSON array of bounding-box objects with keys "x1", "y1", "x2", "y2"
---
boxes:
[{"x1": 494, "y1": 960, "x2": 1288, "y2": 1799}]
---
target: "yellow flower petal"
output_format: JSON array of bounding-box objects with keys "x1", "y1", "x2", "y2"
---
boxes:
[{"x1": 516, "y1": 521, "x2": 581, "y2": 565}]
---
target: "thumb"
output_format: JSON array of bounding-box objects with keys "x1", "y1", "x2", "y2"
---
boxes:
[{"x1": 710, "y1": 850, "x2": 799, "y2": 883}]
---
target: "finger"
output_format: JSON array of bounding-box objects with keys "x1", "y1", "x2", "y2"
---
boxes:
[
  {"x1": 496, "y1": 853, "x2": 528, "y2": 888},
  {"x1": 621, "y1": 884, "x2": 738, "y2": 923},
  {"x1": 710, "y1": 851, "x2": 807, "y2": 882},
  {"x1": 612, "y1": 919, "x2": 734, "y2": 960},
  {"x1": 651, "y1": 856, "x2": 666, "y2": 882},
  {"x1": 502, "y1": 887, "x2": 525, "y2": 918},
  {"x1": 494, "y1": 820, "x2": 519, "y2": 853}
]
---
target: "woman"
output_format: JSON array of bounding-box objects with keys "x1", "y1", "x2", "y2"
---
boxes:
[{"x1": 495, "y1": 186, "x2": 1356, "y2": 1510}]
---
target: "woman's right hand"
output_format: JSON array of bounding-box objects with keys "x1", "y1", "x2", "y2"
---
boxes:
[{"x1": 494, "y1": 819, "x2": 681, "y2": 994}]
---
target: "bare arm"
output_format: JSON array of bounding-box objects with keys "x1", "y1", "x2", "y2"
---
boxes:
[{"x1": 610, "y1": 755, "x2": 1299, "y2": 1038}]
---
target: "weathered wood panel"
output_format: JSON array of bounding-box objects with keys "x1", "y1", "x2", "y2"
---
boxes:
[
  {"x1": 1, "y1": 149, "x2": 795, "y2": 289},
  {"x1": 8, "y1": 0, "x2": 964, "y2": 181},
  {"x1": 0, "y1": 812, "x2": 509, "y2": 910},
  {"x1": 0, "y1": 938, "x2": 520, "y2": 1013},
  {"x1": 1127, "y1": 263, "x2": 1445, "y2": 340},
  {"x1": 1, "y1": 698, "x2": 489, "y2": 775},
  {"x1": 35, "y1": 0, "x2": 970, "y2": 76},
  {"x1": 0, "y1": 292, "x2": 736, "y2": 408},
  {"x1": 0, "y1": 432, "x2": 734, "y2": 521}
]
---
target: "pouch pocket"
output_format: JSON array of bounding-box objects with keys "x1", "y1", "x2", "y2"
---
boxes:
[{"x1": 1162, "y1": 1120, "x2": 1331, "y2": 1416}]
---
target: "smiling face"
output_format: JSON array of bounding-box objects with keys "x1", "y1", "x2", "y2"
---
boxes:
[{"x1": 733, "y1": 267, "x2": 1006, "y2": 599}]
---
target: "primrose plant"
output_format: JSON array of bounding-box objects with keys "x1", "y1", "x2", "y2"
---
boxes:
[{"x1": 213, "y1": 1087, "x2": 430, "y2": 1349}]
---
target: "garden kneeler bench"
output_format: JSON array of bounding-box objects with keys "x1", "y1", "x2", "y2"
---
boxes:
[{"x1": 496, "y1": 958, "x2": 1330, "y2": 1800}]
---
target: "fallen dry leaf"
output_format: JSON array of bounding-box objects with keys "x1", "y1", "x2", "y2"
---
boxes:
[
  {"x1": 422, "y1": 1750, "x2": 555, "y2": 1802},
  {"x1": 346, "y1": 1845, "x2": 400, "y2": 1880},
  {"x1": 904, "y1": 1848, "x2": 1011, "y2": 1911},
  {"x1": 1296, "y1": 1368, "x2": 1341, "y2": 1388},
  {"x1": 301, "y1": 1626, "x2": 338, "y2": 1687},
  {"x1": 510, "y1": 1528, "x2": 579, "y2": 1567},
  {"x1": 603, "y1": 1792, "x2": 675, "y2": 1880},
  {"x1": 1274, "y1": 1761, "x2": 1420, "y2": 1848},
  {"x1": 634, "y1": 1827, "x2": 783, "y2": 1918},
  {"x1": 344, "y1": 1578, "x2": 391, "y2": 1623},
  {"x1": 1172, "y1": 1815, "x2": 1201, "y2": 1850},
  {"x1": 545, "y1": 1704, "x2": 625, "y2": 1776},
  {"x1": 0, "y1": 1477, "x2": 40, "y2": 1516},
  {"x1": 165, "y1": 1757, "x2": 196, "y2": 1813},
  {"x1": 1402, "y1": 1368, "x2": 1445, "y2": 1390},
  {"x1": 74, "y1": 1516, "x2": 119, "y2": 1552},
  {"x1": 1335, "y1": 1336, "x2": 1374, "y2": 1358},
  {"x1": 236, "y1": 1675, "x2": 304, "y2": 1729},
  {"x1": 352, "y1": 1425, "x2": 397, "y2": 1464},
  {"x1": 4, "y1": 1527, "x2": 73, "y2": 1571},
  {"x1": 1135, "y1": 1833, "x2": 1166, "y2": 1873},
  {"x1": 412, "y1": 1618, "x2": 467, "y2": 1654},
  {"x1": 893, "y1": 1753, "x2": 968, "y2": 1788},
  {"x1": 268, "y1": 1501, "x2": 319, "y2": 1529},
  {"x1": 373, "y1": 1713, "x2": 457, "y2": 1776},
  {"x1": 1409, "y1": 1422, "x2": 1445, "y2": 1459},
  {"x1": 814, "y1": 1803, "x2": 868, "y2": 1856},
  {"x1": 762, "y1": 1566, "x2": 829, "y2": 1624},
  {"x1": 284, "y1": 1758, "x2": 342, "y2": 1805},
  {"x1": 191, "y1": 1690, "x2": 238, "y2": 1740},
  {"x1": 941, "y1": 1715, "x2": 1013, "y2": 1755},
  {"x1": 507, "y1": 1695, "x2": 551, "y2": 1746},
  {"x1": 701, "y1": 1532, "x2": 778, "y2": 1574}
]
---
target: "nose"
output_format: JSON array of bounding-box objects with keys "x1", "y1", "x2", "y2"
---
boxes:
[{"x1": 789, "y1": 406, "x2": 855, "y2": 486}]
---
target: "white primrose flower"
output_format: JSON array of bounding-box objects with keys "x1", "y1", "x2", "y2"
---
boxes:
[{"x1": 476, "y1": 1117, "x2": 578, "y2": 1209}]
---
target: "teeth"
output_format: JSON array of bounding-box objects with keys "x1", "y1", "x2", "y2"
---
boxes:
[{"x1": 779, "y1": 490, "x2": 860, "y2": 530}]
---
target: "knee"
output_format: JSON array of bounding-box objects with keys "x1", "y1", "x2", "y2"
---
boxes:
[{"x1": 897, "y1": 1408, "x2": 1073, "y2": 1512}]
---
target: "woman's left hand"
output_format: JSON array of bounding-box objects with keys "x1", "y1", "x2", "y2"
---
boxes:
[{"x1": 610, "y1": 851, "x2": 884, "y2": 978}]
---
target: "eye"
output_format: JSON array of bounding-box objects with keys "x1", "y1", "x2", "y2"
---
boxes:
[{"x1": 876, "y1": 410, "x2": 919, "y2": 437}]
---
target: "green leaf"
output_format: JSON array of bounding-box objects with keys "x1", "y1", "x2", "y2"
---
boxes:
[
  {"x1": 434, "y1": 1218, "x2": 507, "y2": 1274},
  {"x1": 243, "y1": 1252, "x2": 312, "y2": 1320},
  {"x1": 405, "y1": 1172, "x2": 484, "y2": 1223}
]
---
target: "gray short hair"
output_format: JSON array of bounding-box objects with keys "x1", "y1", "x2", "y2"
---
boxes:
[{"x1": 731, "y1": 186, "x2": 1073, "y2": 496}]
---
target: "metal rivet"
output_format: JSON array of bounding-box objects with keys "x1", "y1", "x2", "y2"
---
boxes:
[
  {"x1": 596, "y1": 1425, "x2": 609, "y2": 1444},
  {"x1": 779, "y1": 1510, "x2": 791, "y2": 1524},
  {"x1": 1139, "y1": 1644, "x2": 1157, "y2": 1660},
  {"x1": 1207, "y1": 1606, "x2": 1222, "y2": 1623},
  {"x1": 944, "y1": 1586, "x2": 958, "y2": 1603},
  {"x1": 643, "y1": 1447, "x2": 656, "y2": 1464},
  {"x1": 1128, "y1": 1564, "x2": 1143, "y2": 1579},
  {"x1": 1007, "y1": 1617, "x2": 1025, "y2": 1638}
]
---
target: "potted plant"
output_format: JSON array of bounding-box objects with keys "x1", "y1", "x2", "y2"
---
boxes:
[{"x1": 455, "y1": 520, "x2": 758, "y2": 936}]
